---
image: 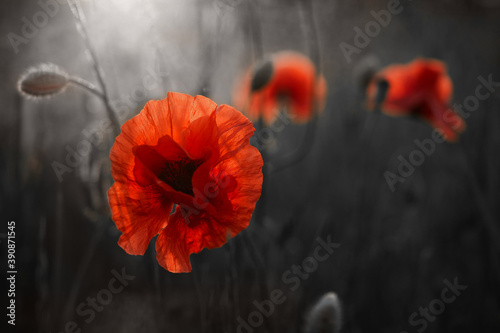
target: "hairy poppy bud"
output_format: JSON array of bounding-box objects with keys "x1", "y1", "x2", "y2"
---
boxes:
[
  {"x1": 17, "y1": 63, "x2": 69, "y2": 99},
  {"x1": 305, "y1": 292, "x2": 342, "y2": 333}
]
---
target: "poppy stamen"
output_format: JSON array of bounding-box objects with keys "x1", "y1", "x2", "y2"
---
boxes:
[{"x1": 158, "y1": 158, "x2": 203, "y2": 196}]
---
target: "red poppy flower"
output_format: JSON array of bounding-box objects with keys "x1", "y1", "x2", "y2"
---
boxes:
[
  {"x1": 233, "y1": 51, "x2": 327, "y2": 125},
  {"x1": 108, "y1": 92, "x2": 263, "y2": 273},
  {"x1": 366, "y1": 58, "x2": 466, "y2": 142}
]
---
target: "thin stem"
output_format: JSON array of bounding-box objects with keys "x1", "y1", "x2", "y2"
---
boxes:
[
  {"x1": 224, "y1": 243, "x2": 234, "y2": 333},
  {"x1": 69, "y1": 76, "x2": 105, "y2": 100},
  {"x1": 36, "y1": 216, "x2": 50, "y2": 332},
  {"x1": 62, "y1": 220, "x2": 106, "y2": 324},
  {"x1": 53, "y1": 187, "x2": 64, "y2": 328},
  {"x1": 247, "y1": 0, "x2": 263, "y2": 61},
  {"x1": 299, "y1": 0, "x2": 321, "y2": 71},
  {"x1": 270, "y1": 112, "x2": 319, "y2": 174},
  {"x1": 66, "y1": 0, "x2": 120, "y2": 137},
  {"x1": 455, "y1": 143, "x2": 500, "y2": 292},
  {"x1": 343, "y1": 107, "x2": 381, "y2": 303},
  {"x1": 229, "y1": 238, "x2": 240, "y2": 319},
  {"x1": 254, "y1": 117, "x2": 268, "y2": 225},
  {"x1": 192, "y1": 267, "x2": 206, "y2": 333},
  {"x1": 152, "y1": 249, "x2": 162, "y2": 306},
  {"x1": 269, "y1": 0, "x2": 321, "y2": 174},
  {"x1": 244, "y1": 3, "x2": 273, "y2": 331},
  {"x1": 241, "y1": 231, "x2": 273, "y2": 332}
]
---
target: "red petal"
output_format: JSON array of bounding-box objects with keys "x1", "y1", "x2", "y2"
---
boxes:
[
  {"x1": 108, "y1": 182, "x2": 172, "y2": 255},
  {"x1": 132, "y1": 135, "x2": 189, "y2": 187},
  {"x1": 182, "y1": 113, "x2": 219, "y2": 162},
  {"x1": 155, "y1": 136, "x2": 263, "y2": 273},
  {"x1": 109, "y1": 92, "x2": 264, "y2": 273},
  {"x1": 110, "y1": 92, "x2": 215, "y2": 184},
  {"x1": 272, "y1": 52, "x2": 321, "y2": 123},
  {"x1": 233, "y1": 51, "x2": 326, "y2": 125},
  {"x1": 155, "y1": 207, "x2": 228, "y2": 273},
  {"x1": 419, "y1": 99, "x2": 462, "y2": 142},
  {"x1": 216, "y1": 104, "x2": 256, "y2": 161},
  {"x1": 210, "y1": 144, "x2": 263, "y2": 235}
]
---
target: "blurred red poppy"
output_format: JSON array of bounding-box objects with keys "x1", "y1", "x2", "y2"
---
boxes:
[
  {"x1": 233, "y1": 51, "x2": 327, "y2": 125},
  {"x1": 108, "y1": 92, "x2": 263, "y2": 273},
  {"x1": 366, "y1": 58, "x2": 466, "y2": 142}
]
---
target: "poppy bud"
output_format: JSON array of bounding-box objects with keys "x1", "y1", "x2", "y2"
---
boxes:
[
  {"x1": 17, "y1": 63, "x2": 69, "y2": 99},
  {"x1": 305, "y1": 292, "x2": 342, "y2": 333}
]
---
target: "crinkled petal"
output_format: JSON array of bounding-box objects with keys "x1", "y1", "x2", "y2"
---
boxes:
[
  {"x1": 233, "y1": 51, "x2": 325, "y2": 125},
  {"x1": 108, "y1": 182, "x2": 172, "y2": 255},
  {"x1": 209, "y1": 144, "x2": 264, "y2": 235},
  {"x1": 155, "y1": 208, "x2": 228, "y2": 273},
  {"x1": 216, "y1": 104, "x2": 256, "y2": 161},
  {"x1": 108, "y1": 91, "x2": 264, "y2": 273},
  {"x1": 155, "y1": 140, "x2": 263, "y2": 273},
  {"x1": 110, "y1": 92, "x2": 216, "y2": 183},
  {"x1": 419, "y1": 99, "x2": 465, "y2": 142},
  {"x1": 182, "y1": 113, "x2": 219, "y2": 162}
]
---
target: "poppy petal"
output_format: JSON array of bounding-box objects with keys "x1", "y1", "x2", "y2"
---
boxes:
[
  {"x1": 155, "y1": 143, "x2": 263, "y2": 273},
  {"x1": 182, "y1": 113, "x2": 219, "y2": 162},
  {"x1": 366, "y1": 58, "x2": 465, "y2": 142},
  {"x1": 109, "y1": 92, "x2": 263, "y2": 273},
  {"x1": 233, "y1": 51, "x2": 326, "y2": 125},
  {"x1": 108, "y1": 182, "x2": 172, "y2": 255},
  {"x1": 216, "y1": 104, "x2": 256, "y2": 161},
  {"x1": 132, "y1": 135, "x2": 189, "y2": 187},
  {"x1": 155, "y1": 207, "x2": 228, "y2": 273},
  {"x1": 207, "y1": 144, "x2": 264, "y2": 235}
]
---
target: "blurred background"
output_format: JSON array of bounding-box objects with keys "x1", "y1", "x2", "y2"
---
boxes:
[{"x1": 1, "y1": 0, "x2": 500, "y2": 332}]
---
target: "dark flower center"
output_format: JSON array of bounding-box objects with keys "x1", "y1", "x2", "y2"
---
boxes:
[
  {"x1": 158, "y1": 158, "x2": 203, "y2": 196},
  {"x1": 251, "y1": 59, "x2": 274, "y2": 92}
]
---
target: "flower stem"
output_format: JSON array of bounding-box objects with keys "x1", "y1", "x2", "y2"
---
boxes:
[
  {"x1": 455, "y1": 143, "x2": 500, "y2": 288},
  {"x1": 269, "y1": 0, "x2": 321, "y2": 174},
  {"x1": 66, "y1": 0, "x2": 120, "y2": 137},
  {"x1": 62, "y1": 219, "x2": 106, "y2": 324},
  {"x1": 68, "y1": 76, "x2": 105, "y2": 99}
]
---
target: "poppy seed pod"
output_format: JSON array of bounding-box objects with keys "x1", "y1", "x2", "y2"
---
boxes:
[{"x1": 17, "y1": 63, "x2": 69, "y2": 99}]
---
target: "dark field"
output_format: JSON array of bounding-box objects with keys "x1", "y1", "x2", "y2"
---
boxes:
[{"x1": 1, "y1": 0, "x2": 500, "y2": 332}]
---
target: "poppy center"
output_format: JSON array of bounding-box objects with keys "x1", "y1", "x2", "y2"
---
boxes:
[
  {"x1": 158, "y1": 158, "x2": 203, "y2": 196},
  {"x1": 251, "y1": 59, "x2": 274, "y2": 92},
  {"x1": 132, "y1": 136, "x2": 208, "y2": 195}
]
